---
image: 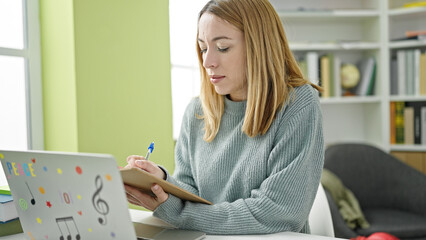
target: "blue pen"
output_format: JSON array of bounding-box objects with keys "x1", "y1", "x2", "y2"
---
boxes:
[{"x1": 145, "y1": 142, "x2": 155, "y2": 160}]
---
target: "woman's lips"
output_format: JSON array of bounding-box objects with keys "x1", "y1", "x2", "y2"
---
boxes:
[{"x1": 210, "y1": 75, "x2": 225, "y2": 84}]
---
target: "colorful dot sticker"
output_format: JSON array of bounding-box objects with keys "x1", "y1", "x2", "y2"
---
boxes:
[
  {"x1": 88, "y1": 228, "x2": 92, "y2": 232},
  {"x1": 39, "y1": 187, "x2": 45, "y2": 194},
  {"x1": 0, "y1": 153, "x2": 3, "y2": 159},
  {"x1": 27, "y1": 232, "x2": 35, "y2": 240},
  {"x1": 105, "y1": 174, "x2": 112, "y2": 181},
  {"x1": 43, "y1": 166, "x2": 48, "y2": 172},
  {"x1": 77, "y1": 195, "x2": 82, "y2": 200},
  {"x1": 36, "y1": 218, "x2": 42, "y2": 224},
  {"x1": 76, "y1": 166, "x2": 82, "y2": 175},
  {"x1": 57, "y1": 168, "x2": 62, "y2": 174}
]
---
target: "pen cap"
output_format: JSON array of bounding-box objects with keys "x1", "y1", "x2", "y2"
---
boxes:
[{"x1": 148, "y1": 142, "x2": 154, "y2": 153}]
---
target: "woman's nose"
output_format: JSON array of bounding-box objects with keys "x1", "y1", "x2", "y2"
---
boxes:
[{"x1": 202, "y1": 50, "x2": 218, "y2": 69}]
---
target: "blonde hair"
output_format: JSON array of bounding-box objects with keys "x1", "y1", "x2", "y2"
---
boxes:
[{"x1": 197, "y1": 0, "x2": 321, "y2": 142}]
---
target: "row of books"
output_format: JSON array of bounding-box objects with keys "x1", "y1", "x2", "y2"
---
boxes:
[
  {"x1": 0, "y1": 186, "x2": 23, "y2": 236},
  {"x1": 298, "y1": 52, "x2": 376, "y2": 98},
  {"x1": 390, "y1": 49, "x2": 426, "y2": 96},
  {"x1": 390, "y1": 101, "x2": 426, "y2": 145}
]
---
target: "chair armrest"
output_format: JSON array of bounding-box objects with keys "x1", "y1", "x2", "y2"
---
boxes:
[{"x1": 324, "y1": 189, "x2": 358, "y2": 239}]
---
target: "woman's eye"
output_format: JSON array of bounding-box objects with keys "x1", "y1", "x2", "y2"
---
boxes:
[
  {"x1": 200, "y1": 48, "x2": 207, "y2": 54},
  {"x1": 218, "y1": 47, "x2": 229, "y2": 52}
]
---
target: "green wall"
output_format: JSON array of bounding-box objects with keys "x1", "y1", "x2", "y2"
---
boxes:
[{"x1": 39, "y1": 0, "x2": 175, "y2": 171}]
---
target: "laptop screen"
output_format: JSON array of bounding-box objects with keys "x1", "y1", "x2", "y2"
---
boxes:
[{"x1": 0, "y1": 150, "x2": 137, "y2": 239}]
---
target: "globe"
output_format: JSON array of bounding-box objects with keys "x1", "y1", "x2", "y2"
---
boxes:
[{"x1": 341, "y1": 64, "x2": 360, "y2": 89}]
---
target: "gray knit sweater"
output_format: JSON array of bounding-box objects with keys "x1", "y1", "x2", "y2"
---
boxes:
[{"x1": 154, "y1": 84, "x2": 324, "y2": 235}]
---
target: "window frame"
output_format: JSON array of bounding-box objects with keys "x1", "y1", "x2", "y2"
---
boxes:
[{"x1": 0, "y1": 0, "x2": 43, "y2": 150}]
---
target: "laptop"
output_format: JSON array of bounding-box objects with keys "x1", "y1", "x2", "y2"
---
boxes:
[{"x1": 0, "y1": 150, "x2": 206, "y2": 240}]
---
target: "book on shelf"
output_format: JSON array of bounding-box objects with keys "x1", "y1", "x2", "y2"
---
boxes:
[
  {"x1": 395, "y1": 101, "x2": 405, "y2": 144},
  {"x1": 320, "y1": 55, "x2": 332, "y2": 98},
  {"x1": 406, "y1": 50, "x2": 415, "y2": 96},
  {"x1": 355, "y1": 57, "x2": 376, "y2": 96},
  {"x1": 404, "y1": 106, "x2": 415, "y2": 145},
  {"x1": 390, "y1": 58, "x2": 398, "y2": 95},
  {"x1": 422, "y1": 106, "x2": 426, "y2": 145},
  {"x1": 403, "y1": 1, "x2": 426, "y2": 8},
  {"x1": 397, "y1": 50, "x2": 406, "y2": 95},
  {"x1": 406, "y1": 102, "x2": 424, "y2": 144},
  {"x1": 0, "y1": 218, "x2": 23, "y2": 237},
  {"x1": 333, "y1": 56, "x2": 342, "y2": 97},
  {"x1": 406, "y1": 30, "x2": 426, "y2": 38},
  {"x1": 390, "y1": 102, "x2": 396, "y2": 144},
  {"x1": 306, "y1": 52, "x2": 319, "y2": 85},
  {"x1": 0, "y1": 194, "x2": 18, "y2": 223},
  {"x1": 421, "y1": 52, "x2": 426, "y2": 95},
  {"x1": 391, "y1": 35, "x2": 426, "y2": 41}
]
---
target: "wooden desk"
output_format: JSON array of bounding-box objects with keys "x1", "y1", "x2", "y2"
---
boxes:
[{"x1": 0, "y1": 209, "x2": 346, "y2": 240}]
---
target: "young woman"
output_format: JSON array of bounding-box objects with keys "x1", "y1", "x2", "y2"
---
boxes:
[{"x1": 124, "y1": 0, "x2": 324, "y2": 235}]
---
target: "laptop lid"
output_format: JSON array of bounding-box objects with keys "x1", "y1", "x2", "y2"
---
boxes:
[{"x1": 0, "y1": 150, "x2": 137, "y2": 239}]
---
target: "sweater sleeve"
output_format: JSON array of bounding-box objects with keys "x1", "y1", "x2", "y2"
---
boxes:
[{"x1": 153, "y1": 99, "x2": 324, "y2": 235}]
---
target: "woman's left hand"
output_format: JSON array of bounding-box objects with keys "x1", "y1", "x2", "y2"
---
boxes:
[{"x1": 124, "y1": 183, "x2": 169, "y2": 211}]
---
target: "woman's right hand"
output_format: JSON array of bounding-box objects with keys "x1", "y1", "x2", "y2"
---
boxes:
[{"x1": 124, "y1": 155, "x2": 166, "y2": 180}]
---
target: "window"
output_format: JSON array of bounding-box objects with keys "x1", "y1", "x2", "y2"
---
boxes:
[
  {"x1": 0, "y1": 0, "x2": 42, "y2": 185},
  {"x1": 169, "y1": 0, "x2": 209, "y2": 139},
  {"x1": 0, "y1": 0, "x2": 42, "y2": 151}
]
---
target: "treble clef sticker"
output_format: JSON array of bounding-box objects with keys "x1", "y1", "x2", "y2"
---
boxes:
[{"x1": 91, "y1": 175, "x2": 109, "y2": 225}]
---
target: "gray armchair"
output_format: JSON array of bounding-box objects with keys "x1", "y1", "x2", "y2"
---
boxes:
[{"x1": 324, "y1": 143, "x2": 426, "y2": 240}]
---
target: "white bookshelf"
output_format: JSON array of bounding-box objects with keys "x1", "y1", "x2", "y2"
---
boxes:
[{"x1": 269, "y1": 0, "x2": 426, "y2": 152}]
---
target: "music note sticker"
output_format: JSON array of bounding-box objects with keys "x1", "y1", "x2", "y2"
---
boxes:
[
  {"x1": 19, "y1": 198, "x2": 28, "y2": 211},
  {"x1": 56, "y1": 216, "x2": 81, "y2": 240},
  {"x1": 25, "y1": 182, "x2": 36, "y2": 205},
  {"x1": 92, "y1": 175, "x2": 109, "y2": 225}
]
